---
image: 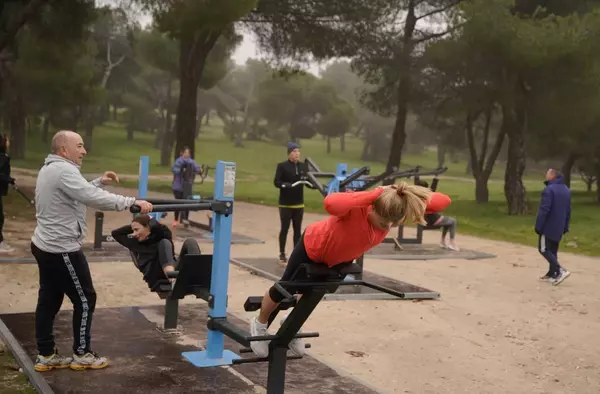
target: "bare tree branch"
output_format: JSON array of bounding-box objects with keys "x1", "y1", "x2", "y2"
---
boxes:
[
  {"x1": 416, "y1": 1, "x2": 461, "y2": 21},
  {"x1": 412, "y1": 23, "x2": 462, "y2": 44}
]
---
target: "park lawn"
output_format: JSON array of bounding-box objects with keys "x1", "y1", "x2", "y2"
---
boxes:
[
  {"x1": 121, "y1": 175, "x2": 600, "y2": 257},
  {"x1": 0, "y1": 350, "x2": 36, "y2": 394},
  {"x1": 12, "y1": 120, "x2": 521, "y2": 180},
  {"x1": 12, "y1": 121, "x2": 596, "y2": 254}
]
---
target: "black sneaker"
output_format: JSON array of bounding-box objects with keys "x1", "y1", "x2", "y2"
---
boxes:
[{"x1": 278, "y1": 253, "x2": 287, "y2": 264}]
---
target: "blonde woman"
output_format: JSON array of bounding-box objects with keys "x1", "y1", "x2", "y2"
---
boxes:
[{"x1": 249, "y1": 182, "x2": 447, "y2": 357}]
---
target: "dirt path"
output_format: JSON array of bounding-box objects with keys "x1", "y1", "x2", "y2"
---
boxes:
[{"x1": 1, "y1": 174, "x2": 599, "y2": 394}]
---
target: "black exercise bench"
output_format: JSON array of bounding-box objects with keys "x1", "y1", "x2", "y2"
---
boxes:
[
  {"x1": 130, "y1": 251, "x2": 213, "y2": 331},
  {"x1": 395, "y1": 223, "x2": 441, "y2": 245}
]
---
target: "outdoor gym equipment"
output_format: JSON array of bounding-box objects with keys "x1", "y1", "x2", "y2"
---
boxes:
[
  {"x1": 391, "y1": 166, "x2": 450, "y2": 246},
  {"x1": 304, "y1": 157, "x2": 397, "y2": 197},
  {"x1": 139, "y1": 160, "x2": 407, "y2": 394},
  {"x1": 10, "y1": 184, "x2": 34, "y2": 206}
]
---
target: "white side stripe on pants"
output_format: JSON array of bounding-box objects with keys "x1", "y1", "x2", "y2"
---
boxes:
[
  {"x1": 539, "y1": 235, "x2": 547, "y2": 253},
  {"x1": 62, "y1": 253, "x2": 89, "y2": 354}
]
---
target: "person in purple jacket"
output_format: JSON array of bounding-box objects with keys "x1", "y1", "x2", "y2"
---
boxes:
[
  {"x1": 171, "y1": 146, "x2": 201, "y2": 226},
  {"x1": 535, "y1": 168, "x2": 572, "y2": 286}
]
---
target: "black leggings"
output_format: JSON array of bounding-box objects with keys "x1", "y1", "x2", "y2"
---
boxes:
[
  {"x1": 268, "y1": 233, "x2": 352, "y2": 303},
  {"x1": 32, "y1": 243, "x2": 97, "y2": 356},
  {"x1": 279, "y1": 207, "x2": 303, "y2": 254},
  {"x1": 157, "y1": 238, "x2": 199, "y2": 271}
]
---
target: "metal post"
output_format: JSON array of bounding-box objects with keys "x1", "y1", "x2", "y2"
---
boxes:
[
  {"x1": 94, "y1": 212, "x2": 104, "y2": 250},
  {"x1": 138, "y1": 156, "x2": 149, "y2": 198},
  {"x1": 182, "y1": 161, "x2": 240, "y2": 367},
  {"x1": 355, "y1": 254, "x2": 364, "y2": 281},
  {"x1": 266, "y1": 287, "x2": 328, "y2": 393},
  {"x1": 137, "y1": 155, "x2": 162, "y2": 221},
  {"x1": 163, "y1": 298, "x2": 179, "y2": 330}
]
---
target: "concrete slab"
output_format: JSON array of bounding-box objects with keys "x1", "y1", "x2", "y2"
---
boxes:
[
  {"x1": 0, "y1": 305, "x2": 380, "y2": 394},
  {"x1": 366, "y1": 243, "x2": 496, "y2": 261}
]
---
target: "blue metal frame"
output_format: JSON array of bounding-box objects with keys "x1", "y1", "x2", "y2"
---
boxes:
[
  {"x1": 137, "y1": 156, "x2": 161, "y2": 221},
  {"x1": 182, "y1": 161, "x2": 240, "y2": 367},
  {"x1": 325, "y1": 163, "x2": 367, "y2": 194}
]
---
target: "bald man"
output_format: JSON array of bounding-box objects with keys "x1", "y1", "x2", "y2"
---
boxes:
[{"x1": 31, "y1": 130, "x2": 152, "y2": 372}]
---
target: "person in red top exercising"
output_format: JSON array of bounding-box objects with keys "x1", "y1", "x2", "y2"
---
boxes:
[{"x1": 249, "y1": 182, "x2": 449, "y2": 357}]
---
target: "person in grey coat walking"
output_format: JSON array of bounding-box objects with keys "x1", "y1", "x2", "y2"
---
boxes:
[{"x1": 31, "y1": 130, "x2": 152, "y2": 372}]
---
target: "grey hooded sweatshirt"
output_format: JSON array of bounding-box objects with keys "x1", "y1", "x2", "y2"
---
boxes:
[{"x1": 31, "y1": 154, "x2": 136, "y2": 253}]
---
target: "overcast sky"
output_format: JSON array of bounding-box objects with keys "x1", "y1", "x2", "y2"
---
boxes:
[{"x1": 95, "y1": 0, "x2": 323, "y2": 75}]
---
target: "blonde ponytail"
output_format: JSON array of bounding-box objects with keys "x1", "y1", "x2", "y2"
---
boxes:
[{"x1": 373, "y1": 182, "x2": 432, "y2": 225}]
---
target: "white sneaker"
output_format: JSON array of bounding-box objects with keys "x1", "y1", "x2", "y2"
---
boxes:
[
  {"x1": 249, "y1": 316, "x2": 270, "y2": 357},
  {"x1": 551, "y1": 270, "x2": 571, "y2": 286},
  {"x1": 69, "y1": 352, "x2": 108, "y2": 370},
  {"x1": 447, "y1": 243, "x2": 460, "y2": 252},
  {"x1": 0, "y1": 242, "x2": 14, "y2": 253},
  {"x1": 280, "y1": 314, "x2": 306, "y2": 356},
  {"x1": 439, "y1": 243, "x2": 447, "y2": 249}
]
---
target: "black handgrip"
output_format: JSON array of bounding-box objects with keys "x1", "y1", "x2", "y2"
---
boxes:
[
  {"x1": 130, "y1": 205, "x2": 141, "y2": 213},
  {"x1": 166, "y1": 271, "x2": 179, "y2": 279}
]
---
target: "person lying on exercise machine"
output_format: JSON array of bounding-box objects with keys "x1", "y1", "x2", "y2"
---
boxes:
[
  {"x1": 111, "y1": 214, "x2": 200, "y2": 288},
  {"x1": 250, "y1": 182, "x2": 445, "y2": 358},
  {"x1": 415, "y1": 180, "x2": 460, "y2": 251}
]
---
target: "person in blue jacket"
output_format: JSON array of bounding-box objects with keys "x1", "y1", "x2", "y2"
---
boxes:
[
  {"x1": 171, "y1": 146, "x2": 201, "y2": 226},
  {"x1": 535, "y1": 168, "x2": 571, "y2": 286}
]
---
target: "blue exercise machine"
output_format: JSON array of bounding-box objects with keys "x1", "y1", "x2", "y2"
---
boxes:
[{"x1": 129, "y1": 159, "x2": 406, "y2": 394}]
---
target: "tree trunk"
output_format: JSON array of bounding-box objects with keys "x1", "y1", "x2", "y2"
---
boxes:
[
  {"x1": 326, "y1": 136, "x2": 331, "y2": 153},
  {"x1": 112, "y1": 104, "x2": 118, "y2": 120},
  {"x1": 41, "y1": 113, "x2": 51, "y2": 143},
  {"x1": 160, "y1": 126, "x2": 175, "y2": 167},
  {"x1": 383, "y1": 1, "x2": 416, "y2": 184},
  {"x1": 0, "y1": 0, "x2": 50, "y2": 53},
  {"x1": 205, "y1": 111, "x2": 210, "y2": 125},
  {"x1": 502, "y1": 104, "x2": 528, "y2": 215},
  {"x1": 173, "y1": 31, "x2": 221, "y2": 159},
  {"x1": 475, "y1": 177, "x2": 489, "y2": 204},
  {"x1": 195, "y1": 107, "x2": 207, "y2": 138},
  {"x1": 437, "y1": 140, "x2": 446, "y2": 168},
  {"x1": 561, "y1": 152, "x2": 578, "y2": 188},
  {"x1": 340, "y1": 133, "x2": 345, "y2": 152},
  {"x1": 8, "y1": 89, "x2": 26, "y2": 159}
]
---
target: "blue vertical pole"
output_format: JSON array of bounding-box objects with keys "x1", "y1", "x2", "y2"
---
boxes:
[
  {"x1": 182, "y1": 160, "x2": 239, "y2": 367},
  {"x1": 138, "y1": 156, "x2": 149, "y2": 198},
  {"x1": 135, "y1": 156, "x2": 150, "y2": 219}
]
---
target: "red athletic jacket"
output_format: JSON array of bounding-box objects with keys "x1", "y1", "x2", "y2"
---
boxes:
[{"x1": 304, "y1": 188, "x2": 451, "y2": 267}]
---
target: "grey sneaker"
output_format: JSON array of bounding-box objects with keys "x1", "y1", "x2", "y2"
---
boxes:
[
  {"x1": 70, "y1": 352, "x2": 109, "y2": 370},
  {"x1": 34, "y1": 351, "x2": 73, "y2": 372},
  {"x1": 551, "y1": 270, "x2": 571, "y2": 286},
  {"x1": 0, "y1": 242, "x2": 14, "y2": 253},
  {"x1": 249, "y1": 316, "x2": 270, "y2": 357},
  {"x1": 280, "y1": 314, "x2": 306, "y2": 356}
]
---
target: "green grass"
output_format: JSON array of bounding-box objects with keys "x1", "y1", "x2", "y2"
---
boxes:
[
  {"x1": 11, "y1": 121, "x2": 600, "y2": 256},
  {"x1": 0, "y1": 350, "x2": 36, "y2": 394},
  {"x1": 13, "y1": 120, "x2": 539, "y2": 180}
]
